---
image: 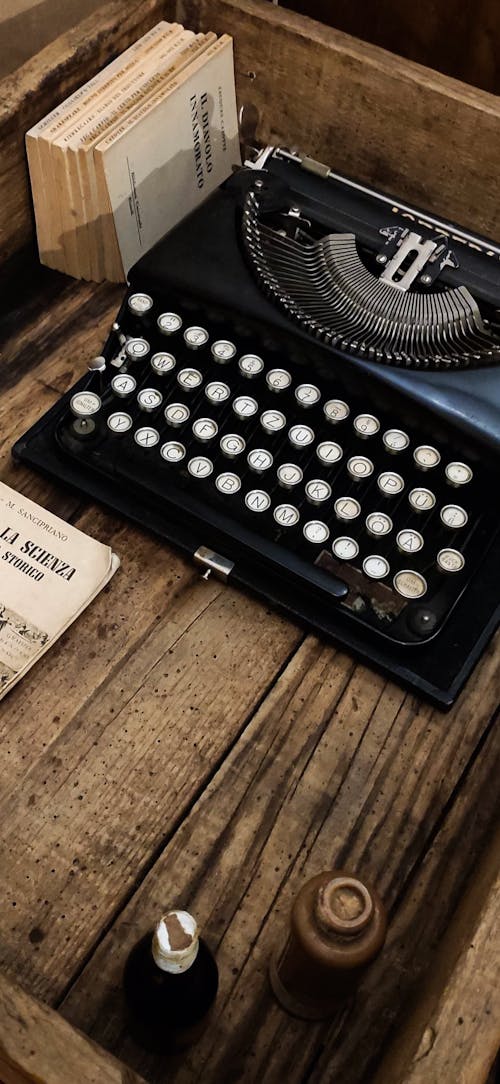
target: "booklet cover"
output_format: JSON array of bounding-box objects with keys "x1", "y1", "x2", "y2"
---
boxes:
[{"x1": 0, "y1": 482, "x2": 120, "y2": 698}]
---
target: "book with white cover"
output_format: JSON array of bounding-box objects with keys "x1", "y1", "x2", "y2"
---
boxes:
[{"x1": 0, "y1": 482, "x2": 120, "y2": 699}]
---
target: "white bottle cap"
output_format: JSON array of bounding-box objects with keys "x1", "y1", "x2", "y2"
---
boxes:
[{"x1": 152, "y1": 911, "x2": 200, "y2": 973}]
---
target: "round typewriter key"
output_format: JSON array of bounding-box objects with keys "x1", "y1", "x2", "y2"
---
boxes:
[
  {"x1": 393, "y1": 569, "x2": 427, "y2": 599},
  {"x1": 409, "y1": 487, "x2": 436, "y2": 512},
  {"x1": 363, "y1": 555, "x2": 389, "y2": 579},
  {"x1": 177, "y1": 367, "x2": 202, "y2": 391},
  {"x1": 261, "y1": 409, "x2": 286, "y2": 434},
  {"x1": 247, "y1": 448, "x2": 273, "y2": 473},
  {"x1": 184, "y1": 326, "x2": 209, "y2": 349},
  {"x1": 354, "y1": 413, "x2": 380, "y2": 437},
  {"x1": 274, "y1": 503, "x2": 300, "y2": 527},
  {"x1": 111, "y1": 373, "x2": 136, "y2": 397},
  {"x1": 305, "y1": 479, "x2": 332, "y2": 505},
  {"x1": 233, "y1": 395, "x2": 258, "y2": 419},
  {"x1": 440, "y1": 504, "x2": 468, "y2": 529},
  {"x1": 332, "y1": 536, "x2": 359, "y2": 560},
  {"x1": 220, "y1": 433, "x2": 246, "y2": 458},
  {"x1": 303, "y1": 520, "x2": 330, "y2": 545},
  {"x1": 125, "y1": 337, "x2": 150, "y2": 360},
  {"x1": 157, "y1": 312, "x2": 182, "y2": 335},
  {"x1": 277, "y1": 463, "x2": 303, "y2": 488},
  {"x1": 295, "y1": 383, "x2": 321, "y2": 407},
  {"x1": 205, "y1": 381, "x2": 230, "y2": 404},
  {"x1": 188, "y1": 455, "x2": 213, "y2": 479},
  {"x1": 366, "y1": 512, "x2": 393, "y2": 537},
  {"x1": 245, "y1": 489, "x2": 271, "y2": 513},
  {"x1": 324, "y1": 399, "x2": 349, "y2": 423},
  {"x1": 289, "y1": 424, "x2": 315, "y2": 448},
  {"x1": 211, "y1": 340, "x2": 236, "y2": 363},
  {"x1": 137, "y1": 388, "x2": 163, "y2": 412},
  {"x1": 437, "y1": 548, "x2": 465, "y2": 573},
  {"x1": 316, "y1": 440, "x2": 343, "y2": 465},
  {"x1": 70, "y1": 391, "x2": 101, "y2": 417},
  {"x1": 216, "y1": 471, "x2": 241, "y2": 494},
  {"x1": 347, "y1": 455, "x2": 374, "y2": 480},
  {"x1": 151, "y1": 352, "x2": 176, "y2": 375},
  {"x1": 128, "y1": 292, "x2": 153, "y2": 315},
  {"x1": 134, "y1": 426, "x2": 159, "y2": 448},
  {"x1": 445, "y1": 461, "x2": 473, "y2": 486},
  {"x1": 266, "y1": 368, "x2": 291, "y2": 392},
  {"x1": 160, "y1": 440, "x2": 185, "y2": 463},
  {"x1": 378, "y1": 471, "x2": 405, "y2": 496},
  {"x1": 383, "y1": 428, "x2": 410, "y2": 453},
  {"x1": 239, "y1": 353, "x2": 264, "y2": 377},
  {"x1": 397, "y1": 528, "x2": 424, "y2": 553},
  {"x1": 165, "y1": 402, "x2": 190, "y2": 427},
  {"x1": 334, "y1": 497, "x2": 361, "y2": 521},
  {"x1": 192, "y1": 417, "x2": 218, "y2": 442},
  {"x1": 414, "y1": 445, "x2": 441, "y2": 470},
  {"x1": 107, "y1": 411, "x2": 132, "y2": 433}
]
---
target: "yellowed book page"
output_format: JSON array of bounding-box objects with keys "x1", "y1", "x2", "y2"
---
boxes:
[
  {"x1": 30, "y1": 21, "x2": 179, "y2": 272},
  {"x1": 0, "y1": 482, "x2": 120, "y2": 699},
  {"x1": 96, "y1": 36, "x2": 241, "y2": 276}
]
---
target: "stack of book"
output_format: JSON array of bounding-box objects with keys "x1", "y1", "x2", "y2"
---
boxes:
[{"x1": 26, "y1": 21, "x2": 241, "y2": 282}]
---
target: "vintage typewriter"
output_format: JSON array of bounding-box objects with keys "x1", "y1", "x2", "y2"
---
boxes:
[{"x1": 14, "y1": 147, "x2": 500, "y2": 706}]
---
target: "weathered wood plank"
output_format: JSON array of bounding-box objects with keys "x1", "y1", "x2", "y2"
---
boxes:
[
  {"x1": 0, "y1": 971, "x2": 145, "y2": 1084},
  {"x1": 179, "y1": 0, "x2": 500, "y2": 239},
  {"x1": 58, "y1": 634, "x2": 500, "y2": 1083}
]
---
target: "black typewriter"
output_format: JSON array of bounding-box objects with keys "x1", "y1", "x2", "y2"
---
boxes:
[{"x1": 14, "y1": 147, "x2": 500, "y2": 707}]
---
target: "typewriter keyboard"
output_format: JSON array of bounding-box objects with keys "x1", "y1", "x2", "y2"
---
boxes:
[{"x1": 57, "y1": 291, "x2": 493, "y2": 646}]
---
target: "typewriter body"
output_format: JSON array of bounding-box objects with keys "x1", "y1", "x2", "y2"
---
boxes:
[{"x1": 14, "y1": 147, "x2": 500, "y2": 706}]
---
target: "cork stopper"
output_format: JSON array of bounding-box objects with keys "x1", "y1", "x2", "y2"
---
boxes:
[
  {"x1": 152, "y1": 911, "x2": 199, "y2": 974},
  {"x1": 314, "y1": 877, "x2": 374, "y2": 937}
]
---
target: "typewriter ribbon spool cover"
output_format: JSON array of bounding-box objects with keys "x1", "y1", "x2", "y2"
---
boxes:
[{"x1": 13, "y1": 147, "x2": 500, "y2": 707}]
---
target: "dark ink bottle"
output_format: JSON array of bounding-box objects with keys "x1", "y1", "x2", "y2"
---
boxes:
[{"x1": 124, "y1": 910, "x2": 219, "y2": 1052}]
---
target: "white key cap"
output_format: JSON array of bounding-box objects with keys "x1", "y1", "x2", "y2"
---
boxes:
[
  {"x1": 347, "y1": 455, "x2": 374, "y2": 480},
  {"x1": 107, "y1": 412, "x2": 132, "y2": 433},
  {"x1": 160, "y1": 441, "x2": 185, "y2": 463},
  {"x1": 303, "y1": 520, "x2": 330, "y2": 544},
  {"x1": 211, "y1": 340, "x2": 236, "y2": 362},
  {"x1": 157, "y1": 312, "x2": 182, "y2": 335},
  {"x1": 445, "y1": 461, "x2": 473, "y2": 486},
  {"x1": 316, "y1": 440, "x2": 343, "y2": 465},
  {"x1": 151, "y1": 352, "x2": 175, "y2": 375},
  {"x1": 239, "y1": 354, "x2": 264, "y2": 377},
  {"x1": 366, "y1": 512, "x2": 393, "y2": 537},
  {"x1": 165, "y1": 403, "x2": 190, "y2": 427},
  {"x1": 437, "y1": 548, "x2": 465, "y2": 573},
  {"x1": 274, "y1": 504, "x2": 300, "y2": 527},
  {"x1": 295, "y1": 383, "x2": 321, "y2": 407},
  {"x1": 233, "y1": 395, "x2": 258, "y2": 418},
  {"x1": 277, "y1": 463, "x2": 303, "y2": 488},
  {"x1": 324, "y1": 399, "x2": 349, "y2": 422},
  {"x1": 289, "y1": 424, "x2": 315, "y2": 448},
  {"x1": 184, "y1": 326, "x2": 209, "y2": 349},
  {"x1": 378, "y1": 471, "x2": 405, "y2": 496},
  {"x1": 247, "y1": 448, "x2": 273, "y2": 473},
  {"x1": 409, "y1": 487, "x2": 436, "y2": 512},
  {"x1": 383, "y1": 428, "x2": 410, "y2": 453},
  {"x1": 134, "y1": 426, "x2": 159, "y2": 448},
  {"x1": 260, "y1": 409, "x2": 286, "y2": 434},
  {"x1": 137, "y1": 388, "x2": 162, "y2": 412},
  {"x1": 192, "y1": 417, "x2": 218, "y2": 442},
  {"x1": 125, "y1": 337, "x2": 149, "y2": 360},
  {"x1": 363, "y1": 555, "x2": 389, "y2": 579},
  {"x1": 414, "y1": 445, "x2": 441, "y2": 470},
  {"x1": 305, "y1": 479, "x2": 332, "y2": 505},
  {"x1": 128, "y1": 292, "x2": 153, "y2": 315},
  {"x1": 220, "y1": 433, "x2": 246, "y2": 458},
  {"x1": 187, "y1": 455, "x2": 213, "y2": 479},
  {"x1": 354, "y1": 413, "x2": 380, "y2": 437},
  {"x1": 393, "y1": 570, "x2": 427, "y2": 598},
  {"x1": 266, "y1": 368, "x2": 292, "y2": 391},
  {"x1": 70, "y1": 391, "x2": 101, "y2": 417},
  {"x1": 216, "y1": 471, "x2": 241, "y2": 494},
  {"x1": 177, "y1": 368, "x2": 202, "y2": 391},
  {"x1": 397, "y1": 529, "x2": 424, "y2": 553},
  {"x1": 205, "y1": 381, "x2": 231, "y2": 405},
  {"x1": 245, "y1": 489, "x2": 271, "y2": 512},
  {"x1": 111, "y1": 374, "x2": 136, "y2": 397},
  {"x1": 334, "y1": 497, "x2": 361, "y2": 521},
  {"x1": 332, "y1": 536, "x2": 359, "y2": 560},
  {"x1": 440, "y1": 504, "x2": 468, "y2": 529}
]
